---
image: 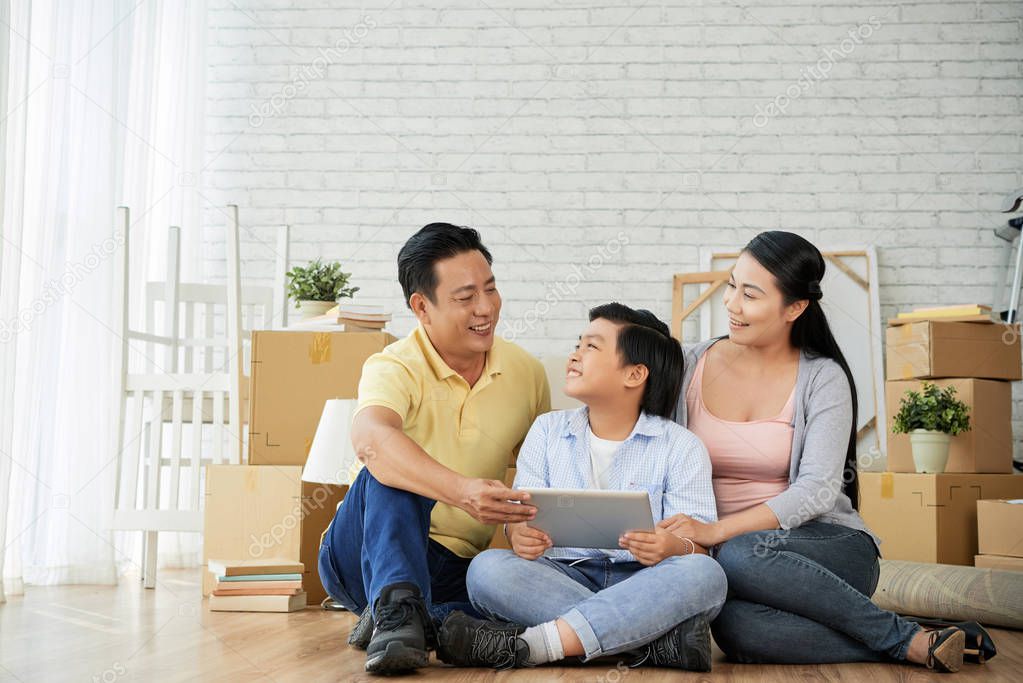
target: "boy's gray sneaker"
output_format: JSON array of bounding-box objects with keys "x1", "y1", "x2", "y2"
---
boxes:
[
  {"x1": 437, "y1": 611, "x2": 530, "y2": 670},
  {"x1": 629, "y1": 614, "x2": 712, "y2": 672}
]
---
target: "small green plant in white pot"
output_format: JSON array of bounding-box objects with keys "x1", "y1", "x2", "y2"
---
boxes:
[
  {"x1": 286, "y1": 259, "x2": 360, "y2": 319},
  {"x1": 891, "y1": 382, "x2": 971, "y2": 473}
]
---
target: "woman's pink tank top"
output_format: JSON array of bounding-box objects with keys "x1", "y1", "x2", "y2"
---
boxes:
[{"x1": 686, "y1": 353, "x2": 795, "y2": 518}]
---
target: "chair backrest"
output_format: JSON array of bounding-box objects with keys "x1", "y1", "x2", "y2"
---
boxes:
[
  {"x1": 140, "y1": 222, "x2": 288, "y2": 375},
  {"x1": 111, "y1": 206, "x2": 290, "y2": 531},
  {"x1": 143, "y1": 275, "x2": 275, "y2": 372}
]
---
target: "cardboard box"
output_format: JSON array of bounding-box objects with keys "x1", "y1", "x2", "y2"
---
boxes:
[
  {"x1": 248, "y1": 330, "x2": 397, "y2": 466},
  {"x1": 203, "y1": 465, "x2": 347, "y2": 605},
  {"x1": 858, "y1": 472, "x2": 1023, "y2": 566},
  {"x1": 975, "y1": 554, "x2": 1023, "y2": 572},
  {"x1": 977, "y1": 498, "x2": 1023, "y2": 558},
  {"x1": 885, "y1": 378, "x2": 1013, "y2": 473},
  {"x1": 885, "y1": 321, "x2": 1021, "y2": 381}
]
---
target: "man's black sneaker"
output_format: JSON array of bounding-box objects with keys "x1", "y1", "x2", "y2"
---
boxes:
[
  {"x1": 364, "y1": 583, "x2": 433, "y2": 674},
  {"x1": 629, "y1": 614, "x2": 712, "y2": 672},
  {"x1": 437, "y1": 611, "x2": 530, "y2": 670},
  {"x1": 348, "y1": 607, "x2": 373, "y2": 650}
]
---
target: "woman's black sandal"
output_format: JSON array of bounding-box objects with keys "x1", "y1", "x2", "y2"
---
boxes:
[
  {"x1": 906, "y1": 617, "x2": 996, "y2": 664},
  {"x1": 923, "y1": 627, "x2": 965, "y2": 673}
]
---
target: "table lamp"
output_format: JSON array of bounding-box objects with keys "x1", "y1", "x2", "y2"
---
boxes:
[{"x1": 302, "y1": 399, "x2": 359, "y2": 485}]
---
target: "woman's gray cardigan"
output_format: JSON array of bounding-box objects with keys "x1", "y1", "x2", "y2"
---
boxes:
[{"x1": 672, "y1": 338, "x2": 881, "y2": 550}]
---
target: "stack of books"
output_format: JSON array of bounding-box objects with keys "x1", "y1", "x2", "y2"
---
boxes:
[
  {"x1": 890, "y1": 304, "x2": 994, "y2": 326},
  {"x1": 207, "y1": 559, "x2": 307, "y2": 612},
  {"x1": 336, "y1": 304, "x2": 391, "y2": 331}
]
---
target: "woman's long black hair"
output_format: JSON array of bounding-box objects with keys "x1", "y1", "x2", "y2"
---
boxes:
[{"x1": 743, "y1": 231, "x2": 859, "y2": 508}]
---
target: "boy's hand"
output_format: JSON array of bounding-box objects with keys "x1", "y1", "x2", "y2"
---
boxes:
[
  {"x1": 508, "y1": 522, "x2": 552, "y2": 561},
  {"x1": 619, "y1": 527, "x2": 687, "y2": 566}
]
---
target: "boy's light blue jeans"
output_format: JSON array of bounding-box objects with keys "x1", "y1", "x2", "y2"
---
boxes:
[{"x1": 466, "y1": 549, "x2": 727, "y2": 661}]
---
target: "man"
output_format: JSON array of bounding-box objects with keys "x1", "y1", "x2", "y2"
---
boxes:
[{"x1": 318, "y1": 223, "x2": 551, "y2": 674}]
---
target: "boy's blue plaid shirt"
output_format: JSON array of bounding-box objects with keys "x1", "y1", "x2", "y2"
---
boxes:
[{"x1": 512, "y1": 407, "x2": 717, "y2": 562}]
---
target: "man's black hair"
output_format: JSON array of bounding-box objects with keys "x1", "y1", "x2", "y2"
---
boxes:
[{"x1": 397, "y1": 223, "x2": 493, "y2": 309}]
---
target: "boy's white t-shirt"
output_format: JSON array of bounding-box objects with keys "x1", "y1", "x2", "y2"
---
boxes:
[{"x1": 586, "y1": 425, "x2": 625, "y2": 489}]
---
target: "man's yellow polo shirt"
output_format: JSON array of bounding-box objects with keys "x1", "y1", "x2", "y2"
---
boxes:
[{"x1": 349, "y1": 325, "x2": 551, "y2": 557}]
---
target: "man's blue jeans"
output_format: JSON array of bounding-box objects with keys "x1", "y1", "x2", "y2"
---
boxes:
[
  {"x1": 711, "y1": 521, "x2": 921, "y2": 663},
  {"x1": 466, "y1": 549, "x2": 727, "y2": 661},
  {"x1": 318, "y1": 467, "x2": 479, "y2": 623}
]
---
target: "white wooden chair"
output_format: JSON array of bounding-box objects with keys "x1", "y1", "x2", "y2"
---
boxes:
[{"x1": 111, "y1": 205, "x2": 291, "y2": 588}]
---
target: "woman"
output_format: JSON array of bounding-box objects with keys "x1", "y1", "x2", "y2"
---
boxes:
[{"x1": 663, "y1": 231, "x2": 980, "y2": 672}]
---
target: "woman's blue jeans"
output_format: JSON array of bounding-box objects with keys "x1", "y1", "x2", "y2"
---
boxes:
[{"x1": 712, "y1": 521, "x2": 921, "y2": 663}]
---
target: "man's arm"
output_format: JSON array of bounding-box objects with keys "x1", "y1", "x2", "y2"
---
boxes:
[{"x1": 351, "y1": 405, "x2": 535, "y2": 525}]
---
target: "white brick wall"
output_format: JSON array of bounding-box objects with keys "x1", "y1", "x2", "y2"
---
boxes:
[{"x1": 202, "y1": 1, "x2": 1023, "y2": 455}]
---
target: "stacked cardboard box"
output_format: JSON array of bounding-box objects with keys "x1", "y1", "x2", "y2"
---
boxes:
[
  {"x1": 884, "y1": 319, "x2": 1020, "y2": 474},
  {"x1": 859, "y1": 472, "x2": 1023, "y2": 565},
  {"x1": 860, "y1": 317, "x2": 1023, "y2": 566},
  {"x1": 203, "y1": 464, "x2": 347, "y2": 604},
  {"x1": 203, "y1": 330, "x2": 396, "y2": 606},
  {"x1": 976, "y1": 499, "x2": 1023, "y2": 571},
  {"x1": 248, "y1": 331, "x2": 397, "y2": 467}
]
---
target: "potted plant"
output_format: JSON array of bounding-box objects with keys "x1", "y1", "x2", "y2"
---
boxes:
[
  {"x1": 891, "y1": 382, "x2": 971, "y2": 473},
  {"x1": 286, "y1": 259, "x2": 360, "y2": 319}
]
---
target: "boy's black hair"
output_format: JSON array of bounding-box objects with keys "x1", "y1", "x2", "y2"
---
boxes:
[
  {"x1": 588, "y1": 302, "x2": 685, "y2": 419},
  {"x1": 397, "y1": 223, "x2": 493, "y2": 309}
]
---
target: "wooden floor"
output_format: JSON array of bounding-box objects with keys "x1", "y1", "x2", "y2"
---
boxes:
[{"x1": 1, "y1": 568, "x2": 1020, "y2": 682}]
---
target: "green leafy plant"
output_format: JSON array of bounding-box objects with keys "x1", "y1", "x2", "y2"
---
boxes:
[
  {"x1": 285, "y1": 259, "x2": 360, "y2": 307},
  {"x1": 891, "y1": 382, "x2": 971, "y2": 436}
]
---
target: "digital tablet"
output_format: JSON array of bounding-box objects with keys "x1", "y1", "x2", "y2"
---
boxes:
[{"x1": 520, "y1": 488, "x2": 655, "y2": 549}]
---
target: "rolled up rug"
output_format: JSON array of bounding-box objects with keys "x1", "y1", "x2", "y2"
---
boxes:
[{"x1": 872, "y1": 560, "x2": 1023, "y2": 630}]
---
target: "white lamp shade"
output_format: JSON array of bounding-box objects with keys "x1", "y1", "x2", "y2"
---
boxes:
[{"x1": 303, "y1": 399, "x2": 359, "y2": 485}]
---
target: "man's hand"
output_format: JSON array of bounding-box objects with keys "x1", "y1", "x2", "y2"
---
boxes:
[
  {"x1": 457, "y1": 478, "x2": 536, "y2": 525},
  {"x1": 508, "y1": 523, "x2": 551, "y2": 561},
  {"x1": 619, "y1": 527, "x2": 688, "y2": 566}
]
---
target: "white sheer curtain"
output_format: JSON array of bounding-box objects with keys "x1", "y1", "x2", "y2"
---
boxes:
[{"x1": 0, "y1": 0, "x2": 206, "y2": 602}]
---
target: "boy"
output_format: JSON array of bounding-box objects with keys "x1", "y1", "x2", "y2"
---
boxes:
[{"x1": 436, "y1": 303, "x2": 726, "y2": 671}]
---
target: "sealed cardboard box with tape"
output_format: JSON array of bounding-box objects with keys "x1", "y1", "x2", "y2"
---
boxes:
[
  {"x1": 858, "y1": 472, "x2": 1023, "y2": 566},
  {"x1": 885, "y1": 378, "x2": 1013, "y2": 473},
  {"x1": 885, "y1": 321, "x2": 1021, "y2": 381},
  {"x1": 975, "y1": 554, "x2": 1023, "y2": 572},
  {"x1": 248, "y1": 330, "x2": 397, "y2": 467},
  {"x1": 977, "y1": 499, "x2": 1023, "y2": 558},
  {"x1": 203, "y1": 465, "x2": 346, "y2": 605}
]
